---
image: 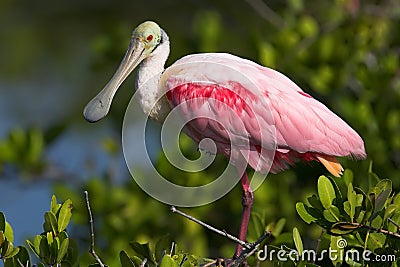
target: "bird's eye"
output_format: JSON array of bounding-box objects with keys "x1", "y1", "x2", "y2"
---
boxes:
[{"x1": 146, "y1": 35, "x2": 153, "y2": 42}]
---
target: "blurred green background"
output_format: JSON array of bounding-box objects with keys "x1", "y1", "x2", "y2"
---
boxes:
[{"x1": 1, "y1": 0, "x2": 399, "y2": 266}]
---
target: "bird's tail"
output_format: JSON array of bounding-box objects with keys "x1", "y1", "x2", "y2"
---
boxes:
[{"x1": 316, "y1": 155, "x2": 344, "y2": 177}]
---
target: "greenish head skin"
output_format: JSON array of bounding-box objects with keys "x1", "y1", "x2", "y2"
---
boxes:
[
  {"x1": 83, "y1": 21, "x2": 163, "y2": 123},
  {"x1": 133, "y1": 21, "x2": 162, "y2": 54}
]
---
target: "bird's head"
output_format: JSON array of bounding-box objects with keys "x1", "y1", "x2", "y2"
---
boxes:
[
  {"x1": 133, "y1": 21, "x2": 162, "y2": 54},
  {"x1": 83, "y1": 21, "x2": 163, "y2": 123}
]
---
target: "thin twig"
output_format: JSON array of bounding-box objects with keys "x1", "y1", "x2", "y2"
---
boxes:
[
  {"x1": 201, "y1": 259, "x2": 217, "y2": 267},
  {"x1": 170, "y1": 206, "x2": 250, "y2": 249},
  {"x1": 139, "y1": 258, "x2": 147, "y2": 267},
  {"x1": 169, "y1": 241, "x2": 175, "y2": 256},
  {"x1": 84, "y1": 190, "x2": 105, "y2": 267},
  {"x1": 179, "y1": 255, "x2": 187, "y2": 266},
  {"x1": 16, "y1": 258, "x2": 27, "y2": 267},
  {"x1": 346, "y1": 222, "x2": 400, "y2": 239},
  {"x1": 314, "y1": 229, "x2": 325, "y2": 263},
  {"x1": 388, "y1": 218, "x2": 400, "y2": 233},
  {"x1": 361, "y1": 223, "x2": 400, "y2": 238}
]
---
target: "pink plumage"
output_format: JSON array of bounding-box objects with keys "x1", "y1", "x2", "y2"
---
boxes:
[{"x1": 163, "y1": 53, "x2": 366, "y2": 176}]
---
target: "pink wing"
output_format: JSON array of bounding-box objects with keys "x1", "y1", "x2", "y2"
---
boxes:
[{"x1": 161, "y1": 53, "x2": 366, "y2": 173}]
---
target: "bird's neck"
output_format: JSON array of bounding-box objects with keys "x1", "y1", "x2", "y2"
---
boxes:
[{"x1": 135, "y1": 37, "x2": 171, "y2": 122}]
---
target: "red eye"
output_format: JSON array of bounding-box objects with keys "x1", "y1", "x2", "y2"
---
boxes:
[{"x1": 146, "y1": 35, "x2": 153, "y2": 41}]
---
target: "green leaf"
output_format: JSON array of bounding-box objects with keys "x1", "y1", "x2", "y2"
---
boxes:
[
  {"x1": 347, "y1": 183, "x2": 363, "y2": 222},
  {"x1": 57, "y1": 199, "x2": 73, "y2": 232},
  {"x1": 9, "y1": 128, "x2": 26, "y2": 152},
  {"x1": 1, "y1": 239, "x2": 10, "y2": 257},
  {"x1": 328, "y1": 176, "x2": 343, "y2": 206},
  {"x1": 129, "y1": 242, "x2": 155, "y2": 264},
  {"x1": 26, "y1": 235, "x2": 42, "y2": 258},
  {"x1": 250, "y1": 212, "x2": 265, "y2": 238},
  {"x1": 120, "y1": 250, "x2": 136, "y2": 267},
  {"x1": 4, "y1": 222, "x2": 13, "y2": 243},
  {"x1": 356, "y1": 210, "x2": 366, "y2": 223},
  {"x1": 354, "y1": 187, "x2": 369, "y2": 209},
  {"x1": 39, "y1": 236, "x2": 50, "y2": 263},
  {"x1": 371, "y1": 215, "x2": 383, "y2": 229},
  {"x1": 307, "y1": 194, "x2": 324, "y2": 211},
  {"x1": 180, "y1": 254, "x2": 197, "y2": 267},
  {"x1": 355, "y1": 187, "x2": 372, "y2": 223},
  {"x1": 0, "y1": 231, "x2": 4, "y2": 247},
  {"x1": 367, "y1": 233, "x2": 386, "y2": 252},
  {"x1": 0, "y1": 213, "x2": 5, "y2": 232},
  {"x1": 4, "y1": 246, "x2": 19, "y2": 259},
  {"x1": 26, "y1": 240, "x2": 38, "y2": 258},
  {"x1": 384, "y1": 204, "x2": 398, "y2": 221},
  {"x1": 292, "y1": 227, "x2": 303, "y2": 254},
  {"x1": 323, "y1": 206, "x2": 341, "y2": 222},
  {"x1": 56, "y1": 238, "x2": 69, "y2": 263},
  {"x1": 296, "y1": 202, "x2": 317, "y2": 224},
  {"x1": 342, "y1": 169, "x2": 354, "y2": 187},
  {"x1": 330, "y1": 236, "x2": 345, "y2": 266},
  {"x1": 272, "y1": 218, "x2": 286, "y2": 237},
  {"x1": 330, "y1": 222, "x2": 362, "y2": 235},
  {"x1": 47, "y1": 232, "x2": 58, "y2": 264},
  {"x1": 50, "y1": 195, "x2": 61, "y2": 215},
  {"x1": 345, "y1": 252, "x2": 363, "y2": 267},
  {"x1": 27, "y1": 128, "x2": 44, "y2": 164},
  {"x1": 318, "y1": 176, "x2": 336, "y2": 209},
  {"x1": 58, "y1": 231, "x2": 68, "y2": 243},
  {"x1": 344, "y1": 201, "x2": 351, "y2": 217},
  {"x1": 155, "y1": 234, "x2": 173, "y2": 263},
  {"x1": 388, "y1": 213, "x2": 400, "y2": 233},
  {"x1": 393, "y1": 193, "x2": 400, "y2": 205},
  {"x1": 14, "y1": 246, "x2": 31, "y2": 267},
  {"x1": 44, "y1": 212, "x2": 58, "y2": 234},
  {"x1": 132, "y1": 255, "x2": 145, "y2": 267},
  {"x1": 64, "y1": 237, "x2": 79, "y2": 266},
  {"x1": 371, "y1": 179, "x2": 392, "y2": 218},
  {"x1": 46, "y1": 231, "x2": 53, "y2": 246},
  {"x1": 159, "y1": 254, "x2": 179, "y2": 267},
  {"x1": 1, "y1": 240, "x2": 13, "y2": 259}
]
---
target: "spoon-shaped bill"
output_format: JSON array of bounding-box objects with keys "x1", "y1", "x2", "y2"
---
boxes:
[{"x1": 83, "y1": 39, "x2": 147, "y2": 122}]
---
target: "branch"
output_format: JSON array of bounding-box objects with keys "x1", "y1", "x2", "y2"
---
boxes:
[
  {"x1": 388, "y1": 217, "x2": 400, "y2": 233},
  {"x1": 16, "y1": 258, "x2": 29, "y2": 267},
  {"x1": 339, "y1": 222, "x2": 400, "y2": 239},
  {"x1": 139, "y1": 258, "x2": 147, "y2": 267},
  {"x1": 361, "y1": 223, "x2": 400, "y2": 239},
  {"x1": 314, "y1": 229, "x2": 325, "y2": 262},
  {"x1": 171, "y1": 206, "x2": 250, "y2": 249},
  {"x1": 170, "y1": 206, "x2": 271, "y2": 267},
  {"x1": 84, "y1": 190, "x2": 105, "y2": 267}
]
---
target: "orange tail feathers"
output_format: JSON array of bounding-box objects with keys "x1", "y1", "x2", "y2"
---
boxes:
[{"x1": 316, "y1": 155, "x2": 344, "y2": 177}]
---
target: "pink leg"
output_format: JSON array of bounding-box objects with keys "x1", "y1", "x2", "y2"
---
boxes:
[{"x1": 234, "y1": 171, "x2": 254, "y2": 258}]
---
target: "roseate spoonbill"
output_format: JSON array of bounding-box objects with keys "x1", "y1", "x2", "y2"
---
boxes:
[{"x1": 83, "y1": 21, "x2": 366, "y2": 258}]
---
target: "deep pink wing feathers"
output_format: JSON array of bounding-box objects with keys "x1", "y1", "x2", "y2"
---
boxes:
[{"x1": 162, "y1": 53, "x2": 366, "y2": 173}]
